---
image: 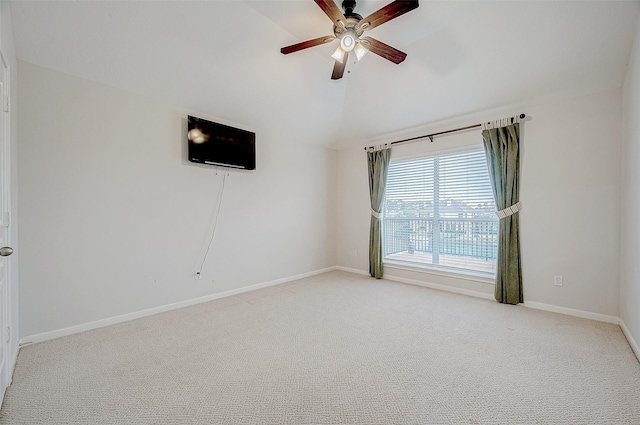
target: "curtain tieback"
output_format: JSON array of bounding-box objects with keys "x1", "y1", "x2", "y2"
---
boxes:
[
  {"x1": 496, "y1": 201, "x2": 522, "y2": 219},
  {"x1": 370, "y1": 208, "x2": 381, "y2": 219}
]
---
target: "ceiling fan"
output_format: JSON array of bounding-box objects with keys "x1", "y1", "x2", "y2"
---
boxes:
[{"x1": 280, "y1": 0, "x2": 419, "y2": 80}]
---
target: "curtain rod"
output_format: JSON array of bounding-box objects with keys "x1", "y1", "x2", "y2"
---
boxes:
[{"x1": 364, "y1": 113, "x2": 526, "y2": 151}]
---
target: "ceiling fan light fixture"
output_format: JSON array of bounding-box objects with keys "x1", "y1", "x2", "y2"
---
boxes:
[
  {"x1": 331, "y1": 46, "x2": 346, "y2": 63},
  {"x1": 339, "y1": 31, "x2": 356, "y2": 52},
  {"x1": 354, "y1": 43, "x2": 368, "y2": 61}
]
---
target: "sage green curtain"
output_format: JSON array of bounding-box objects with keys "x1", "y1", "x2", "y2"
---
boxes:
[
  {"x1": 482, "y1": 123, "x2": 523, "y2": 304},
  {"x1": 367, "y1": 148, "x2": 391, "y2": 279}
]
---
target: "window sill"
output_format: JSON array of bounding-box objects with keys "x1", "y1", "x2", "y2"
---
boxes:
[{"x1": 383, "y1": 260, "x2": 495, "y2": 285}]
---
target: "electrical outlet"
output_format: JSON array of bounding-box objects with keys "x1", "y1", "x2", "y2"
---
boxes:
[
  {"x1": 194, "y1": 272, "x2": 202, "y2": 280},
  {"x1": 554, "y1": 275, "x2": 563, "y2": 287},
  {"x1": 352, "y1": 250, "x2": 358, "y2": 258}
]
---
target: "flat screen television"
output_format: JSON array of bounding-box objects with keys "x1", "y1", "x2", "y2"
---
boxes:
[{"x1": 188, "y1": 115, "x2": 255, "y2": 170}]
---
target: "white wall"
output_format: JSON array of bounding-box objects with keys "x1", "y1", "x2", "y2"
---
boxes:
[
  {"x1": 337, "y1": 88, "x2": 622, "y2": 317},
  {"x1": 18, "y1": 61, "x2": 337, "y2": 338},
  {"x1": 621, "y1": 17, "x2": 640, "y2": 355},
  {"x1": 13, "y1": 48, "x2": 632, "y2": 341},
  {"x1": 0, "y1": 0, "x2": 19, "y2": 379}
]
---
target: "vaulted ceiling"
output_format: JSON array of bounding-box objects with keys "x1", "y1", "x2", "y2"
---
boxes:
[{"x1": 10, "y1": 1, "x2": 640, "y2": 149}]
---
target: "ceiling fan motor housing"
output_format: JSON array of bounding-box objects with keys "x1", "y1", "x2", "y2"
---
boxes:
[
  {"x1": 342, "y1": 1, "x2": 357, "y2": 15},
  {"x1": 334, "y1": 17, "x2": 364, "y2": 35},
  {"x1": 342, "y1": 0, "x2": 363, "y2": 20}
]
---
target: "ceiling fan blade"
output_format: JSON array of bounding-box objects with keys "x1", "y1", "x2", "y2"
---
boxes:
[
  {"x1": 314, "y1": 0, "x2": 347, "y2": 26},
  {"x1": 281, "y1": 35, "x2": 336, "y2": 55},
  {"x1": 331, "y1": 51, "x2": 349, "y2": 80},
  {"x1": 360, "y1": 36, "x2": 407, "y2": 64},
  {"x1": 358, "y1": 0, "x2": 419, "y2": 32}
]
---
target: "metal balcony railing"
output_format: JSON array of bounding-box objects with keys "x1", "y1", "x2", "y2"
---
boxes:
[{"x1": 383, "y1": 217, "x2": 499, "y2": 264}]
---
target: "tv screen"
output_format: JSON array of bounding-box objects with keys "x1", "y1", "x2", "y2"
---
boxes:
[{"x1": 188, "y1": 115, "x2": 255, "y2": 170}]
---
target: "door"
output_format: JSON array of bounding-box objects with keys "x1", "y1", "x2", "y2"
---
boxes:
[{"x1": 0, "y1": 51, "x2": 12, "y2": 402}]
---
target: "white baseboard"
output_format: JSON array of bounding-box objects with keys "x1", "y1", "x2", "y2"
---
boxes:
[
  {"x1": 334, "y1": 266, "x2": 369, "y2": 276},
  {"x1": 19, "y1": 267, "x2": 336, "y2": 347},
  {"x1": 335, "y1": 267, "x2": 623, "y2": 326},
  {"x1": 382, "y1": 273, "x2": 495, "y2": 301},
  {"x1": 18, "y1": 265, "x2": 631, "y2": 353},
  {"x1": 522, "y1": 301, "x2": 619, "y2": 324},
  {"x1": 382, "y1": 270, "x2": 635, "y2": 359},
  {"x1": 619, "y1": 319, "x2": 640, "y2": 362}
]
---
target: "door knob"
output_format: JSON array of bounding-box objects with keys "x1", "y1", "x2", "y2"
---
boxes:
[{"x1": 0, "y1": 247, "x2": 13, "y2": 257}]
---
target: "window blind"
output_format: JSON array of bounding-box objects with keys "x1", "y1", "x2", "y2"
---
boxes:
[{"x1": 383, "y1": 148, "x2": 499, "y2": 275}]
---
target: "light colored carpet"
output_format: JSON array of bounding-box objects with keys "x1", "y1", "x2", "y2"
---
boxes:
[{"x1": 1, "y1": 270, "x2": 639, "y2": 424}]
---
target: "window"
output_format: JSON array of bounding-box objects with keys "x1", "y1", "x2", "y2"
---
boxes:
[{"x1": 382, "y1": 148, "x2": 498, "y2": 276}]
